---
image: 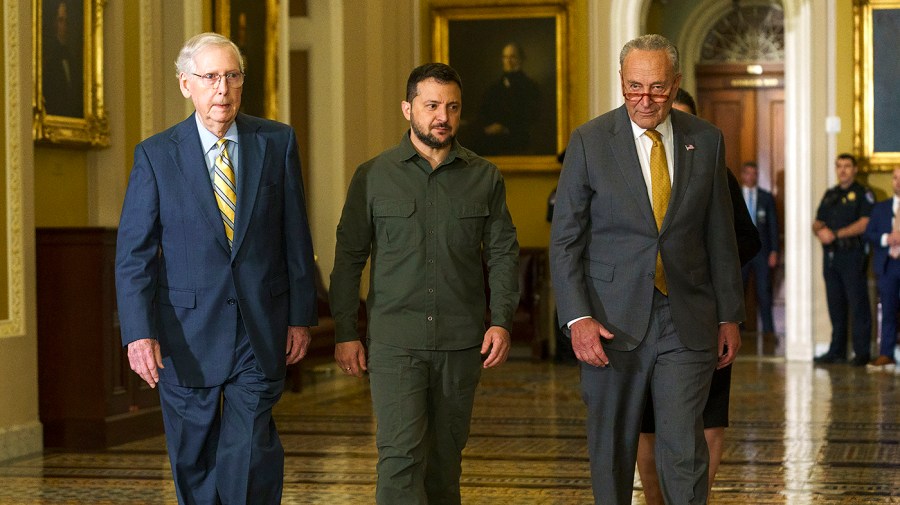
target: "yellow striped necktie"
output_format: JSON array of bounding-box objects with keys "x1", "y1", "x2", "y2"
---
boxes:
[
  {"x1": 645, "y1": 129, "x2": 670, "y2": 295},
  {"x1": 213, "y1": 138, "x2": 237, "y2": 248}
]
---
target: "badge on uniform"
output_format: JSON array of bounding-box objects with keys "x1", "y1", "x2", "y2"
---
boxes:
[{"x1": 848, "y1": 191, "x2": 856, "y2": 202}]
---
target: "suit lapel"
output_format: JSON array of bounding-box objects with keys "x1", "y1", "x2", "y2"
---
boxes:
[
  {"x1": 169, "y1": 115, "x2": 231, "y2": 252},
  {"x1": 663, "y1": 113, "x2": 695, "y2": 234},
  {"x1": 611, "y1": 107, "x2": 657, "y2": 231},
  {"x1": 232, "y1": 114, "x2": 266, "y2": 256}
]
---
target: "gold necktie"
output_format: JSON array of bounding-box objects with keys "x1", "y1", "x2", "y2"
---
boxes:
[
  {"x1": 213, "y1": 138, "x2": 237, "y2": 248},
  {"x1": 645, "y1": 129, "x2": 670, "y2": 294}
]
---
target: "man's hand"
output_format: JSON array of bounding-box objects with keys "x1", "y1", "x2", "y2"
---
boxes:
[
  {"x1": 816, "y1": 227, "x2": 836, "y2": 245},
  {"x1": 286, "y1": 326, "x2": 311, "y2": 365},
  {"x1": 481, "y1": 326, "x2": 511, "y2": 368},
  {"x1": 717, "y1": 322, "x2": 741, "y2": 369},
  {"x1": 768, "y1": 251, "x2": 778, "y2": 269},
  {"x1": 571, "y1": 318, "x2": 614, "y2": 367},
  {"x1": 335, "y1": 341, "x2": 367, "y2": 377},
  {"x1": 127, "y1": 338, "x2": 164, "y2": 388}
]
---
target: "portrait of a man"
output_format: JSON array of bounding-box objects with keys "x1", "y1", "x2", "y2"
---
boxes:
[
  {"x1": 447, "y1": 16, "x2": 559, "y2": 158},
  {"x1": 42, "y1": 0, "x2": 84, "y2": 118}
]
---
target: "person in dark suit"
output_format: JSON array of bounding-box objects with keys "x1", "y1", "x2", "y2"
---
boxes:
[
  {"x1": 740, "y1": 161, "x2": 780, "y2": 338},
  {"x1": 635, "y1": 89, "x2": 760, "y2": 505},
  {"x1": 115, "y1": 32, "x2": 317, "y2": 505},
  {"x1": 863, "y1": 166, "x2": 900, "y2": 369},
  {"x1": 550, "y1": 34, "x2": 744, "y2": 505}
]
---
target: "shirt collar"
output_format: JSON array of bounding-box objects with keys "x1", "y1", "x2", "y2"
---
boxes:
[
  {"x1": 195, "y1": 113, "x2": 239, "y2": 154},
  {"x1": 629, "y1": 114, "x2": 673, "y2": 142}
]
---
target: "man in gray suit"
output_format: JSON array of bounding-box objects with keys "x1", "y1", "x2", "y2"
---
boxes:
[{"x1": 550, "y1": 34, "x2": 744, "y2": 504}]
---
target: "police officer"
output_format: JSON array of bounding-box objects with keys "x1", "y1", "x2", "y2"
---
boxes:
[{"x1": 812, "y1": 153, "x2": 874, "y2": 366}]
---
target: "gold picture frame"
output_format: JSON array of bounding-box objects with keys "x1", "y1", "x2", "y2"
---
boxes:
[
  {"x1": 214, "y1": 0, "x2": 279, "y2": 120},
  {"x1": 32, "y1": 0, "x2": 109, "y2": 147},
  {"x1": 854, "y1": 0, "x2": 900, "y2": 171},
  {"x1": 432, "y1": 4, "x2": 568, "y2": 172}
]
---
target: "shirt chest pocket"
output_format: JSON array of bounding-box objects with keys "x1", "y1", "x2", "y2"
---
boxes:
[
  {"x1": 373, "y1": 199, "x2": 421, "y2": 248},
  {"x1": 449, "y1": 199, "x2": 489, "y2": 247}
]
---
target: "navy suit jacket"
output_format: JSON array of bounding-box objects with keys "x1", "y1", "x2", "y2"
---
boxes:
[
  {"x1": 864, "y1": 198, "x2": 894, "y2": 276},
  {"x1": 115, "y1": 113, "x2": 317, "y2": 387},
  {"x1": 748, "y1": 187, "x2": 779, "y2": 255}
]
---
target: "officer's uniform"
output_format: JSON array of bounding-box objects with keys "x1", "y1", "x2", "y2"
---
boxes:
[{"x1": 815, "y1": 181, "x2": 874, "y2": 362}]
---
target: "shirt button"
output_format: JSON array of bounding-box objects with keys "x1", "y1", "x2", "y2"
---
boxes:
[
  {"x1": 428, "y1": 288, "x2": 434, "y2": 293},
  {"x1": 227, "y1": 298, "x2": 237, "y2": 305},
  {"x1": 428, "y1": 259, "x2": 434, "y2": 264},
  {"x1": 429, "y1": 229, "x2": 435, "y2": 235},
  {"x1": 427, "y1": 315, "x2": 433, "y2": 321}
]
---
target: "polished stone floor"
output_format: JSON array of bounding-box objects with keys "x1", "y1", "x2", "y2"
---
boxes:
[{"x1": 0, "y1": 338, "x2": 897, "y2": 504}]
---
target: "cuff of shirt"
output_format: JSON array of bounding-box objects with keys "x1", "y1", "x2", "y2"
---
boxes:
[{"x1": 567, "y1": 316, "x2": 591, "y2": 328}]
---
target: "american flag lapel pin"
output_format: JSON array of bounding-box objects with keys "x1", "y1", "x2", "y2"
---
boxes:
[{"x1": 685, "y1": 144, "x2": 695, "y2": 151}]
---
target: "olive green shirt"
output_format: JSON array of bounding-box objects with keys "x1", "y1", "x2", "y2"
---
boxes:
[{"x1": 329, "y1": 132, "x2": 519, "y2": 350}]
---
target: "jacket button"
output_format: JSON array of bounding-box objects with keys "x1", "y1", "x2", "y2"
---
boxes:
[{"x1": 227, "y1": 298, "x2": 237, "y2": 305}]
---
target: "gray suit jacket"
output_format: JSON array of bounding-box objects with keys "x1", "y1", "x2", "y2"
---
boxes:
[{"x1": 550, "y1": 106, "x2": 744, "y2": 351}]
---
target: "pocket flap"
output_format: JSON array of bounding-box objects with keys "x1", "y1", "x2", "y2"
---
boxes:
[
  {"x1": 373, "y1": 199, "x2": 416, "y2": 218},
  {"x1": 452, "y1": 200, "x2": 490, "y2": 219},
  {"x1": 583, "y1": 259, "x2": 614, "y2": 282},
  {"x1": 157, "y1": 287, "x2": 196, "y2": 308}
]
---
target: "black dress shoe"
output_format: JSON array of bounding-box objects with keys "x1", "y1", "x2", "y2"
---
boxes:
[
  {"x1": 814, "y1": 353, "x2": 846, "y2": 364},
  {"x1": 850, "y1": 355, "x2": 870, "y2": 367}
]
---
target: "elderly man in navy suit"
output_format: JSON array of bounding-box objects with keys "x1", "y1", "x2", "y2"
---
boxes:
[
  {"x1": 739, "y1": 161, "x2": 779, "y2": 339},
  {"x1": 550, "y1": 34, "x2": 744, "y2": 504},
  {"x1": 115, "y1": 32, "x2": 317, "y2": 505}
]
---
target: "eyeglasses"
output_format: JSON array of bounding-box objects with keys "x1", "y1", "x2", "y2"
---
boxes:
[
  {"x1": 191, "y1": 72, "x2": 245, "y2": 89},
  {"x1": 623, "y1": 92, "x2": 670, "y2": 103}
]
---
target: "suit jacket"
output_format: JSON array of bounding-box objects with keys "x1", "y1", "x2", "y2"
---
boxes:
[
  {"x1": 115, "y1": 113, "x2": 317, "y2": 387},
  {"x1": 550, "y1": 106, "x2": 745, "y2": 351},
  {"x1": 746, "y1": 187, "x2": 779, "y2": 256},
  {"x1": 727, "y1": 171, "x2": 761, "y2": 266},
  {"x1": 864, "y1": 198, "x2": 895, "y2": 276}
]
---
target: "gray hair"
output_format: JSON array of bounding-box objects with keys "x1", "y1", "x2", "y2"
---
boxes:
[
  {"x1": 619, "y1": 34, "x2": 679, "y2": 74},
  {"x1": 174, "y1": 32, "x2": 244, "y2": 77}
]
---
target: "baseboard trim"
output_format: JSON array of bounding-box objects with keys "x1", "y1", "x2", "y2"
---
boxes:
[{"x1": 0, "y1": 421, "x2": 43, "y2": 462}]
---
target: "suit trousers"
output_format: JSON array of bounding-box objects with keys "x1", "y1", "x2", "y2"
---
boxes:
[
  {"x1": 581, "y1": 291, "x2": 717, "y2": 505},
  {"x1": 367, "y1": 339, "x2": 482, "y2": 505},
  {"x1": 823, "y1": 248, "x2": 872, "y2": 359},
  {"x1": 876, "y1": 259, "x2": 900, "y2": 357},
  {"x1": 742, "y1": 252, "x2": 775, "y2": 333},
  {"x1": 158, "y1": 319, "x2": 286, "y2": 505}
]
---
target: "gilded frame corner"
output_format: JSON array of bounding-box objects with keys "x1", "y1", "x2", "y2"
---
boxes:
[
  {"x1": 432, "y1": 4, "x2": 568, "y2": 173},
  {"x1": 854, "y1": 0, "x2": 900, "y2": 172},
  {"x1": 32, "y1": 0, "x2": 109, "y2": 147},
  {"x1": 215, "y1": 0, "x2": 279, "y2": 120}
]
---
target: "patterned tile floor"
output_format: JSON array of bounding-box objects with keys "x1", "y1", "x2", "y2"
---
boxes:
[{"x1": 0, "y1": 340, "x2": 898, "y2": 504}]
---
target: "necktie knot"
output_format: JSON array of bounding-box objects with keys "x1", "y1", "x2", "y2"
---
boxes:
[{"x1": 645, "y1": 129, "x2": 662, "y2": 144}]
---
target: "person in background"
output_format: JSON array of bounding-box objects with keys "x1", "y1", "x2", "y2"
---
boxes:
[
  {"x1": 813, "y1": 153, "x2": 874, "y2": 366},
  {"x1": 115, "y1": 32, "x2": 317, "y2": 504},
  {"x1": 635, "y1": 88, "x2": 760, "y2": 504},
  {"x1": 550, "y1": 35, "x2": 744, "y2": 505},
  {"x1": 862, "y1": 166, "x2": 900, "y2": 369},
  {"x1": 329, "y1": 63, "x2": 519, "y2": 505},
  {"x1": 740, "y1": 160, "x2": 780, "y2": 341}
]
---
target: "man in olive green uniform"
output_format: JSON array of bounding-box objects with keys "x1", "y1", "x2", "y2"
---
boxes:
[
  {"x1": 329, "y1": 63, "x2": 519, "y2": 505},
  {"x1": 813, "y1": 153, "x2": 874, "y2": 366}
]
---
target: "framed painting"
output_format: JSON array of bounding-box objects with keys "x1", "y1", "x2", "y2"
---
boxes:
[
  {"x1": 854, "y1": 0, "x2": 900, "y2": 171},
  {"x1": 214, "y1": 0, "x2": 279, "y2": 120},
  {"x1": 432, "y1": 4, "x2": 568, "y2": 171},
  {"x1": 32, "y1": 0, "x2": 109, "y2": 147}
]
